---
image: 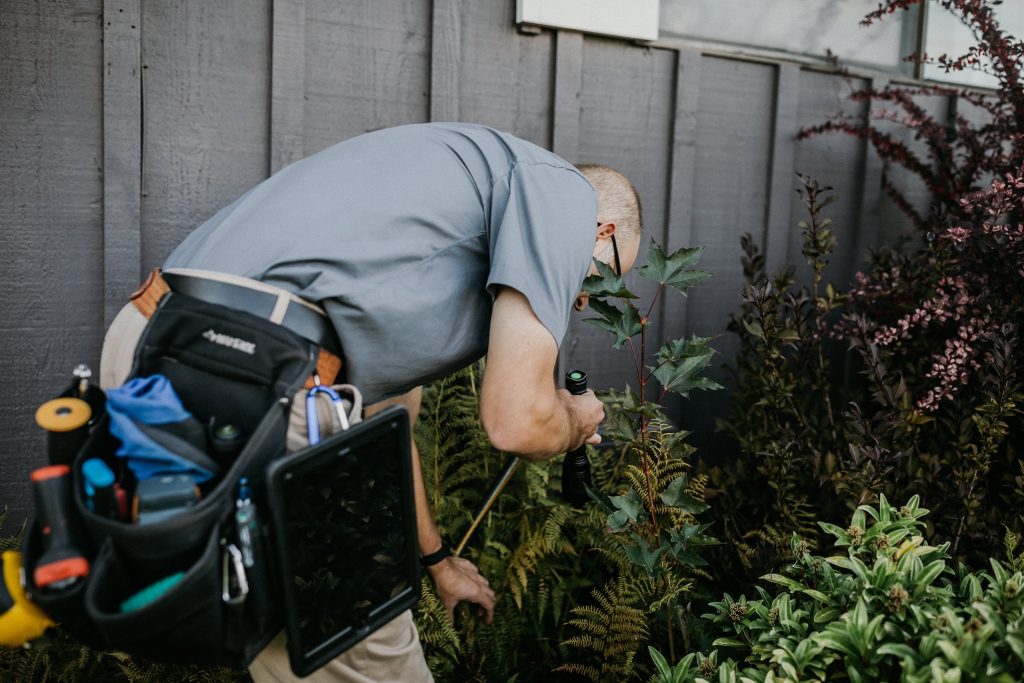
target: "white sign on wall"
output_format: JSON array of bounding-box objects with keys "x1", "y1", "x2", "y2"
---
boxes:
[{"x1": 516, "y1": 0, "x2": 659, "y2": 42}]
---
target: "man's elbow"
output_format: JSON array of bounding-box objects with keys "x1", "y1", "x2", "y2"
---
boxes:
[
  {"x1": 481, "y1": 410, "x2": 547, "y2": 460},
  {"x1": 481, "y1": 413, "x2": 527, "y2": 454}
]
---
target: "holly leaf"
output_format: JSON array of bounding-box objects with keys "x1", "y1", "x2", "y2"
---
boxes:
[
  {"x1": 584, "y1": 298, "x2": 642, "y2": 349},
  {"x1": 607, "y1": 510, "x2": 631, "y2": 532},
  {"x1": 663, "y1": 527, "x2": 711, "y2": 567},
  {"x1": 607, "y1": 489, "x2": 645, "y2": 531},
  {"x1": 586, "y1": 485, "x2": 617, "y2": 515},
  {"x1": 650, "y1": 336, "x2": 722, "y2": 396},
  {"x1": 602, "y1": 408, "x2": 640, "y2": 443},
  {"x1": 603, "y1": 385, "x2": 664, "y2": 420},
  {"x1": 661, "y1": 476, "x2": 709, "y2": 514},
  {"x1": 637, "y1": 241, "x2": 711, "y2": 294},
  {"x1": 582, "y1": 258, "x2": 638, "y2": 298},
  {"x1": 623, "y1": 533, "x2": 664, "y2": 574},
  {"x1": 610, "y1": 489, "x2": 644, "y2": 519}
]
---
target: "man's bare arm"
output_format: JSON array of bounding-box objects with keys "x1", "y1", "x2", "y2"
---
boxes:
[{"x1": 480, "y1": 287, "x2": 604, "y2": 460}]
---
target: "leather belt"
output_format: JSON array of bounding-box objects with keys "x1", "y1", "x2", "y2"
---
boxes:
[{"x1": 161, "y1": 271, "x2": 343, "y2": 357}]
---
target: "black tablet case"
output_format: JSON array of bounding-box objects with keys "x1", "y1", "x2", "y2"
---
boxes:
[{"x1": 265, "y1": 405, "x2": 421, "y2": 677}]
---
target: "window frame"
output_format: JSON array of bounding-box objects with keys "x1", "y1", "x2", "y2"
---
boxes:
[{"x1": 649, "y1": 2, "x2": 1003, "y2": 92}]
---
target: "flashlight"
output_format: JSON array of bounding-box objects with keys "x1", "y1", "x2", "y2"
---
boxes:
[{"x1": 561, "y1": 370, "x2": 592, "y2": 507}]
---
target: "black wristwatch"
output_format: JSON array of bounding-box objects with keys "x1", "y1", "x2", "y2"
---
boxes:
[{"x1": 420, "y1": 539, "x2": 452, "y2": 567}]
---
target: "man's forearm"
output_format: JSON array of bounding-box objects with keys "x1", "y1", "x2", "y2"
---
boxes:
[
  {"x1": 411, "y1": 439, "x2": 443, "y2": 555},
  {"x1": 495, "y1": 388, "x2": 579, "y2": 460}
]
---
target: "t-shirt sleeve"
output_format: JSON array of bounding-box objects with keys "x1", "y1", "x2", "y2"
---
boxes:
[{"x1": 486, "y1": 162, "x2": 597, "y2": 346}]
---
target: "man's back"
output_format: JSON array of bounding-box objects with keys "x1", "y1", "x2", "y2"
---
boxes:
[{"x1": 165, "y1": 123, "x2": 597, "y2": 402}]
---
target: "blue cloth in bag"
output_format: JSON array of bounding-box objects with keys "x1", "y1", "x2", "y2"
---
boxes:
[{"x1": 107, "y1": 375, "x2": 219, "y2": 483}]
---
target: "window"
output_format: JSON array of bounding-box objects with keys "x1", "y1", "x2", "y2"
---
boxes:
[
  {"x1": 517, "y1": 0, "x2": 658, "y2": 42},
  {"x1": 923, "y1": 4, "x2": 1024, "y2": 88},
  {"x1": 659, "y1": 0, "x2": 914, "y2": 73},
  {"x1": 659, "y1": 0, "x2": 1024, "y2": 89}
]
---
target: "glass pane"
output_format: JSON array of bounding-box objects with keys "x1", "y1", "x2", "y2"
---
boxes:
[
  {"x1": 923, "y1": 5, "x2": 1024, "y2": 88},
  {"x1": 659, "y1": 0, "x2": 908, "y2": 71}
]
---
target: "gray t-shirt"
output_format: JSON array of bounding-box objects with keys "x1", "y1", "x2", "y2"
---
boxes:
[{"x1": 165, "y1": 123, "x2": 597, "y2": 403}]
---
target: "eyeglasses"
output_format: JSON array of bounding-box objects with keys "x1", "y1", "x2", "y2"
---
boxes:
[{"x1": 600, "y1": 222, "x2": 623, "y2": 277}]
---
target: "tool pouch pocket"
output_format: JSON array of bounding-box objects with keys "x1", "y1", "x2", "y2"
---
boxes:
[
  {"x1": 23, "y1": 292, "x2": 318, "y2": 668},
  {"x1": 84, "y1": 524, "x2": 226, "y2": 663}
]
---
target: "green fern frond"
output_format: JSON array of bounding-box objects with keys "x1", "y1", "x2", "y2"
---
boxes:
[
  {"x1": 559, "y1": 577, "x2": 649, "y2": 681},
  {"x1": 415, "y1": 577, "x2": 463, "y2": 661}
]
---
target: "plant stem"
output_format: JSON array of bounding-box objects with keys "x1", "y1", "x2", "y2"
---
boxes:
[
  {"x1": 667, "y1": 602, "x2": 677, "y2": 662},
  {"x1": 645, "y1": 284, "x2": 664, "y2": 321},
  {"x1": 637, "y1": 309, "x2": 661, "y2": 532},
  {"x1": 626, "y1": 336, "x2": 642, "y2": 378}
]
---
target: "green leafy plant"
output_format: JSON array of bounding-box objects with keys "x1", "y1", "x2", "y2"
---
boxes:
[
  {"x1": 708, "y1": 171, "x2": 1024, "y2": 593},
  {"x1": 556, "y1": 242, "x2": 721, "y2": 681},
  {"x1": 675, "y1": 496, "x2": 1024, "y2": 682},
  {"x1": 706, "y1": 176, "x2": 848, "y2": 582}
]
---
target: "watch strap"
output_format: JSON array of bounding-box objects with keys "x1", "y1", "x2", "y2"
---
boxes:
[{"x1": 419, "y1": 539, "x2": 451, "y2": 567}]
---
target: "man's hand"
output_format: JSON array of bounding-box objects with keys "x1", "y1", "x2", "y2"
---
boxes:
[
  {"x1": 558, "y1": 388, "x2": 604, "y2": 447},
  {"x1": 427, "y1": 556, "x2": 495, "y2": 624}
]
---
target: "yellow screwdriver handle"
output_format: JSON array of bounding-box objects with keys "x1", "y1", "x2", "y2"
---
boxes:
[{"x1": 0, "y1": 551, "x2": 55, "y2": 647}]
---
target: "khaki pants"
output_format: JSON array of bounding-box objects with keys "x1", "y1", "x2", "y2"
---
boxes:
[{"x1": 101, "y1": 296, "x2": 434, "y2": 683}]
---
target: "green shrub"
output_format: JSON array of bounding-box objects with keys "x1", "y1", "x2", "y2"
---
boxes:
[
  {"x1": 554, "y1": 241, "x2": 721, "y2": 680},
  {"x1": 706, "y1": 172, "x2": 1024, "y2": 590},
  {"x1": 657, "y1": 496, "x2": 1024, "y2": 683}
]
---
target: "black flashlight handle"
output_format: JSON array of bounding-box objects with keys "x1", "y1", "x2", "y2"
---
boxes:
[
  {"x1": 561, "y1": 370, "x2": 593, "y2": 507},
  {"x1": 31, "y1": 466, "x2": 89, "y2": 591}
]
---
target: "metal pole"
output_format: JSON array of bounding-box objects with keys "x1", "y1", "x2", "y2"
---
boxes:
[{"x1": 454, "y1": 456, "x2": 522, "y2": 556}]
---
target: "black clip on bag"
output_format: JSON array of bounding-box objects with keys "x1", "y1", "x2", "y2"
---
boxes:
[{"x1": 23, "y1": 291, "x2": 319, "y2": 668}]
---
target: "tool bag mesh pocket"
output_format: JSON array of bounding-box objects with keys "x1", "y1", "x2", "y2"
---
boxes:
[{"x1": 24, "y1": 292, "x2": 318, "y2": 668}]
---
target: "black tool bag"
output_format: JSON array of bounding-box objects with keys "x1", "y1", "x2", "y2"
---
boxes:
[{"x1": 22, "y1": 292, "x2": 318, "y2": 668}]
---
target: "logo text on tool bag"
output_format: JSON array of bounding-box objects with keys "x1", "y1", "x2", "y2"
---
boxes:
[{"x1": 202, "y1": 329, "x2": 256, "y2": 355}]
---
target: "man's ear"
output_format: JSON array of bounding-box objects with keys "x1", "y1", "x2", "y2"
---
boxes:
[
  {"x1": 596, "y1": 221, "x2": 617, "y2": 239},
  {"x1": 574, "y1": 292, "x2": 590, "y2": 311}
]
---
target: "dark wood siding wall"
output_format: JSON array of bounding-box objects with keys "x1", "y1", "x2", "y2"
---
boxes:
[{"x1": 3, "y1": 0, "x2": 942, "y2": 521}]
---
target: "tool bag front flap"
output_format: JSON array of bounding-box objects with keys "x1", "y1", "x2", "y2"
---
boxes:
[{"x1": 23, "y1": 292, "x2": 318, "y2": 668}]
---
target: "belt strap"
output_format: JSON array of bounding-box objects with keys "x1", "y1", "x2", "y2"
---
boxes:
[
  {"x1": 161, "y1": 271, "x2": 342, "y2": 357},
  {"x1": 131, "y1": 269, "x2": 343, "y2": 387}
]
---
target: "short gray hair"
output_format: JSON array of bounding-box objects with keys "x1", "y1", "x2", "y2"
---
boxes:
[{"x1": 576, "y1": 164, "x2": 642, "y2": 241}]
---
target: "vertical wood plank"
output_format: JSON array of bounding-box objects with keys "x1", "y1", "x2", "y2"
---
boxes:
[
  {"x1": 271, "y1": 0, "x2": 306, "y2": 173},
  {"x1": 103, "y1": 0, "x2": 143, "y2": 326},
  {"x1": 551, "y1": 30, "x2": 583, "y2": 162},
  {"x1": 790, "y1": 71, "x2": 871, "y2": 287},
  {"x1": 451, "y1": 0, "x2": 554, "y2": 149},
  {"x1": 660, "y1": 48, "x2": 701, "y2": 342},
  {"x1": 854, "y1": 76, "x2": 889, "y2": 262},
  {"x1": 763, "y1": 64, "x2": 800, "y2": 275},
  {"x1": 673, "y1": 56, "x2": 776, "y2": 449},
  {"x1": 1, "y1": 0, "x2": 105, "y2": 525},
  {"x1": 141, "y1": 1, "x2": 271, "y2": 268},
  {"x1": 304, "y1": 0, "x2": 430, "y2": 149},
  {"x1": 430, "y1": 0, "x2": 461, "y2": 121}
]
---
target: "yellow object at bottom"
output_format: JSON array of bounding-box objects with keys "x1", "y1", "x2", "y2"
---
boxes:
[{"x1": 0, "y1": 551, "x2": 54, "y2": 647}]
